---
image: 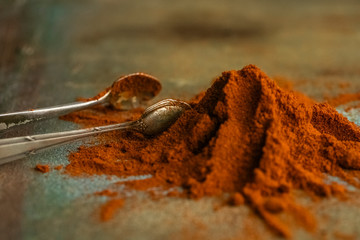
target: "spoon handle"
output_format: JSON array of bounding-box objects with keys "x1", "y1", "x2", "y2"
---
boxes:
[
  {"x1": 0, "y1": 92, "x2": 110, "y2": 131},
  {"x1": 0, "y1": 120, "x2": 138, "y2": 165}
]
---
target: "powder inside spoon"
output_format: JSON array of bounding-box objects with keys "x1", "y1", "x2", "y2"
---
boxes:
[
  {"x1": 109, "y1": 73, "x2": 162, "y2": 109},
  {"x1": 77, "y1": 73, "x2": 162, "y2": 110}
]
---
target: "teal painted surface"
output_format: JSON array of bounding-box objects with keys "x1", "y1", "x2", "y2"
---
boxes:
[{"x1": 1, "y1": 1, "x2": 360, "y2": 239}]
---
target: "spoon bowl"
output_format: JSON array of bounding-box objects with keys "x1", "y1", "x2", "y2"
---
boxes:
[
  {"x1": 136, "y1": 99, "x2": 191, "y2": 135},
  {"x1": 109, "y1": 72, "x2": 161, "y2": 110}
]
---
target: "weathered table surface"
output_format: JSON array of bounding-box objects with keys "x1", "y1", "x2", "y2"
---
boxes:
[{"x1": 1, "y1": 1, "x2": 360, "y2": 239}]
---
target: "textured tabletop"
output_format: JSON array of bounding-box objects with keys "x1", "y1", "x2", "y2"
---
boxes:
[{"x1": 1, "y1": 1, "x2": 360, "y2": 239}]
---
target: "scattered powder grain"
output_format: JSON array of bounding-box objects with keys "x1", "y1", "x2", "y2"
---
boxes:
[
  {"x1": 35, "y1": 164, "x2": 50, "y2": 173},
  {"x1": 100, "y1": 198, "x2": 125, "y2": 221},
  {"x1": 94, "y1": 189, "x2": 118, "y2": 197},
  {"x1": 229, "y1": 192, "x2": 245, "y2": 206},
  {"x1": 54, "y1": 165, "x2": 63, "y2": 171}
]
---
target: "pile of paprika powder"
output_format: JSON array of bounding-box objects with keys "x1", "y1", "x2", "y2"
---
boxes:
[{"x1": 59, "y1": 65, "x2": 360, "y2": 238}]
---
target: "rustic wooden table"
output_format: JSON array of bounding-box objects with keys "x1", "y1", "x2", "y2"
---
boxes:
[{"x1": 1, "y1": 1, "x2": 360, "y2": 239}]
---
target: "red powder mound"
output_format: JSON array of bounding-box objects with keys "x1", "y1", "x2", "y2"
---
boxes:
[
  {"x1": 62, "y1": 65, "x2": 360, "y2": 238},
  {"x1": 35, "y1": 164, "x2": 50, "y2": 173}
]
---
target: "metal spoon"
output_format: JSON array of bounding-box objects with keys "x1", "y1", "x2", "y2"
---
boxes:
[
  {"x1": 0, "y1": 72, "x2": 161, "y2": 131},
  {"x1": 0, "y1": 99, "x2": 190, "y2": 165}
]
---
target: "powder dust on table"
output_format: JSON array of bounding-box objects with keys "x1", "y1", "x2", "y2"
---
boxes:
[
  {"x1": 99, "y1": 198, "x2": 125, "y2": 221},
  {"x1": 325, "y1": 92, "x2": 360, "y2": 112},
  {"x1": 54, "y1": 165, "x2": 63, "y2": 171},
  {"x1": 35, "y1": 164, "x2": 50, "y2": 173},
  {"x1": 326, "y1": 92, "x2": 360, "y2": 108},
  {"x1": 60, "y1": 65, "x2": 360, "y2": 238}
]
